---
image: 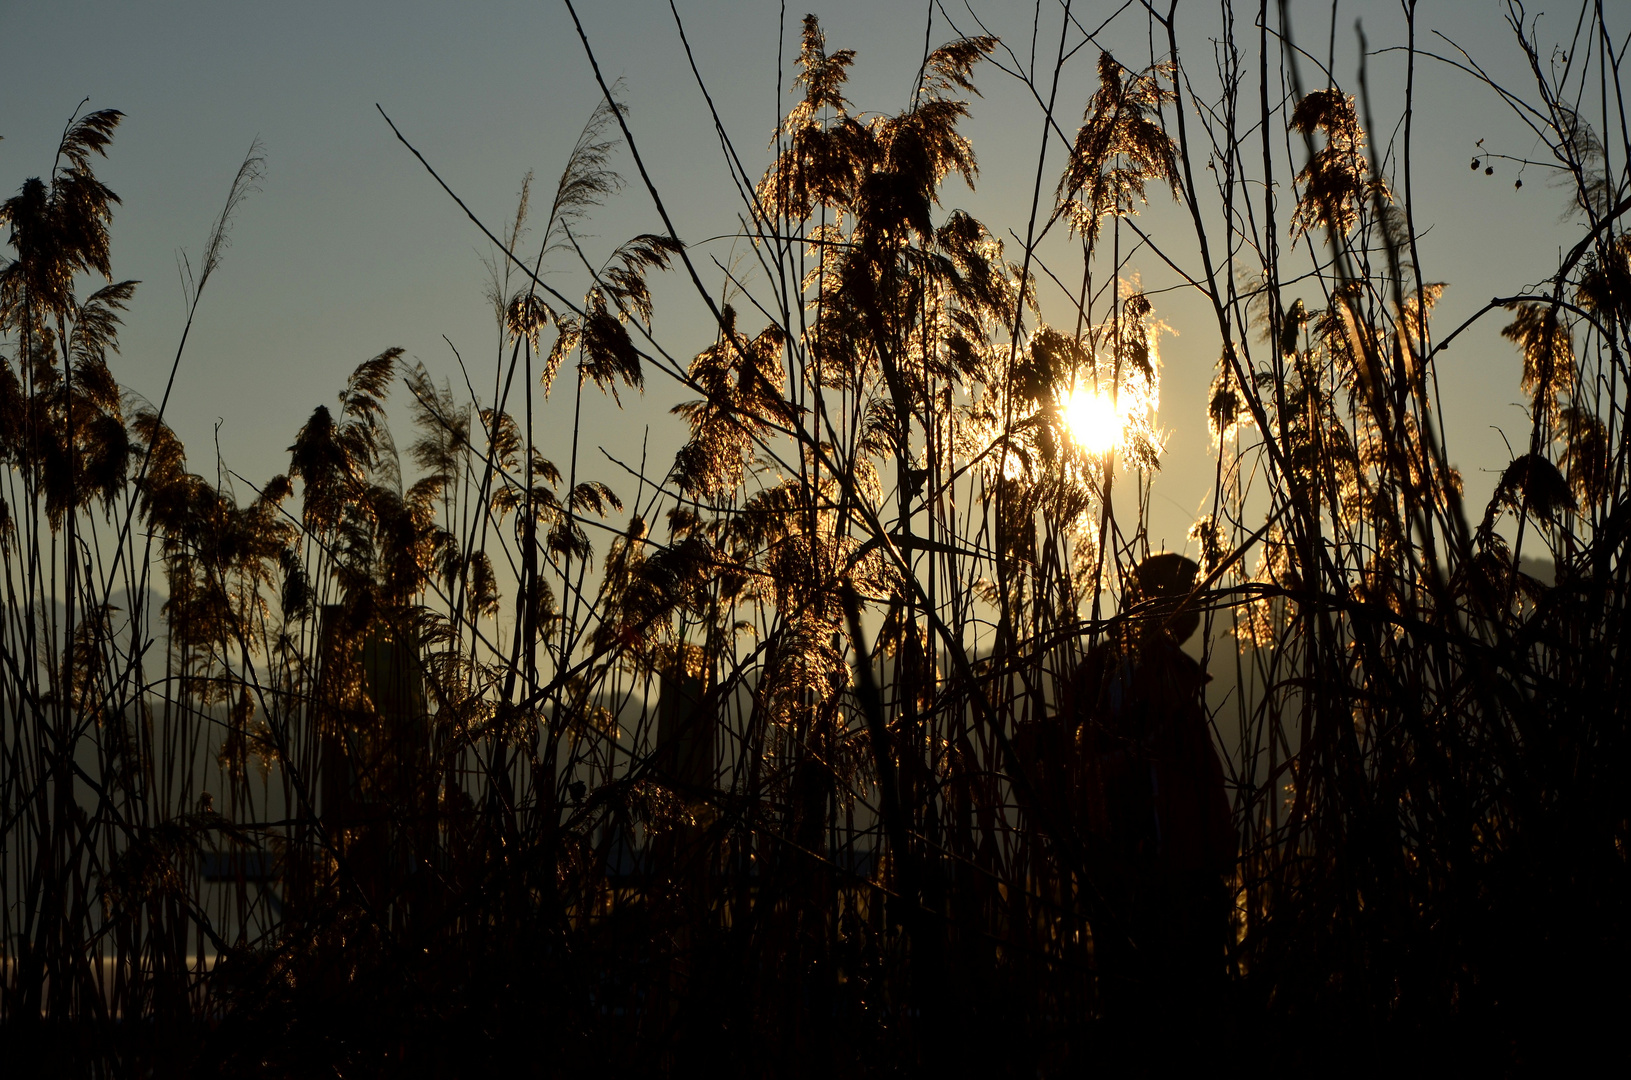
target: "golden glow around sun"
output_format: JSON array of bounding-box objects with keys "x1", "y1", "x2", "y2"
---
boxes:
[{"x1": 1063, "y1": 385, "x2": 1126, "y2": 455}]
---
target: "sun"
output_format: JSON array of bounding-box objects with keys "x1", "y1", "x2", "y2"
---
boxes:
[{"x1": 1062, "y1": 384, "x2": 1125, "y2": 455}]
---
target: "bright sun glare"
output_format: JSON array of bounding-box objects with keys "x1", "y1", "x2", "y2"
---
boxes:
[{"x1": 1063, "y1": 385, "x2": 1124, "y2": 455}]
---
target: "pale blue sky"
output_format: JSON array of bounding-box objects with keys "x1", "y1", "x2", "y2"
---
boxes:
[{"x1": 1, "y1": 0, "x2": 1582, "y2": 553}]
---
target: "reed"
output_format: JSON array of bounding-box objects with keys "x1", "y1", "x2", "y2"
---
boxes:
[{"x1": 2, "y1": 2, "x2": 1628, "y2": 1074}]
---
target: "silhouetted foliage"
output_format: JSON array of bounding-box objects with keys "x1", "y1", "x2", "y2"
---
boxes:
[{"x1": 5, "y1": 5, "x2": 1631, "y2": 1076}]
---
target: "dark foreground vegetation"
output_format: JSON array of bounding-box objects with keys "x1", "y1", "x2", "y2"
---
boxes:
[{"x1": 3, "y1": 1, "x2": 1630, "y2": 1074}]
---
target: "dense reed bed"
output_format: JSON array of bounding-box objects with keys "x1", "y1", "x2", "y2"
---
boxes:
[{"x1": 2, "y1": 1, "x2": 1628, "y2": 1074}]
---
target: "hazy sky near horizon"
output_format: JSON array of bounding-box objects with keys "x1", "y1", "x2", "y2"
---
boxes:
[{"x1": 1, "y1": 0, "x2": 1589, "y2": 557}]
